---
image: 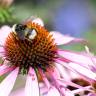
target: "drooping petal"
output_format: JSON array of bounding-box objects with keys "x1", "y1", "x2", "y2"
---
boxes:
[
  {"x1": 50, "y1": 31, "x2": 84, "y2": 45},
  {"x1": 0, "y1": 47, "x2": 4, "y2": 57},
  {"x1": 47, "y1": 67, "x2": 60, "y2": 79},
  {"x1": 58, "y1": 79, "x2": 83, "y2": 89},
  {"x1": 0, "y1": 65, "x2": 16, "y2": 76},
  {"x1": 47, "y1": 68, "x2": 66, "y2": 96},
  {"x1": 32, "y1": 18, "x2": 44, "y2": 26},
  {"x1": 69, "y1": 62, "x2": 96, "y2": 81},
  {"x1": 40, "y1": 83, "x2": 48, "y2": 96},
  {"x1": 55, "y1": 63, "x2": 71, "y2": 80},
  {"x1": 56, "y1": 59, "x2": 94, "y2": 82},
  {"x1": 0, "y1": 64, "x2": 8, "y2": 70},
  {"x1": 39, "y1": 68, "x2": 51, "y2": 89},
  {"x1": 55, "y1": 59, "x2": 77, "y2": 76},
  {"x1": 0, "y1": 26, "x2": 11, "y2": 45},
  {"x1": 72, "y1": 86, "x2": 91, "y2": 94},
  {"x1": 25, "y1": 67, "x2": 40, "y2": 96},
  {"x1": 58, "y1": 50, "x2": 96, "y2": 67},
  {"x1": 88, "y1": 93, "x2": 96, "y2": 96},
  {"x1": 46, "y1": 87, "x2": 60, "y2": 96},
  {"x1": 64, "y1": 90, "x2": 74, "y2": 96},
  {"x1": 10, "y1": 88, "x2": 25, "y2": 96},
  {"x1": 0, "y1": 67, "x2": 19, "y2": 96}
]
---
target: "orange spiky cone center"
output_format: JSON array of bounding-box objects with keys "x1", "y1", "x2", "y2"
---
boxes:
[{"x1": 4, "y1": 22, "x2": 57, "y2": 74}]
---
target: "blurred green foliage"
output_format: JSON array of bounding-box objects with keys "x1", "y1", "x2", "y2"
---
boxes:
[{"x1": 0, "y1": 7, "x2": 16, "y2": 26}]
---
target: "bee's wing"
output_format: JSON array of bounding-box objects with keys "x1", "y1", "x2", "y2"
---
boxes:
[
  {"x1": 22, "y1": 16, "x2": 44, "y2": 26},
  {"x1": 21, "y1": 16, "x2": 37, "y2": 25}
]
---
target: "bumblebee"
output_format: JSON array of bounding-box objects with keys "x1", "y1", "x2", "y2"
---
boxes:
[{"x1": 12, "y1": 23, "x2": 37, "y2": 40}]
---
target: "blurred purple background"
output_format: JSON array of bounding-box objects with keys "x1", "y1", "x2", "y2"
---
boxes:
[{"x1": 53, "y1": 0, "x2": 94, "y2": 37}]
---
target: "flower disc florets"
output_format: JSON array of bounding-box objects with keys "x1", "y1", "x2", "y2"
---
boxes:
[{"x1": 4, "y1": 21, "x2": 57, "y2": 74}]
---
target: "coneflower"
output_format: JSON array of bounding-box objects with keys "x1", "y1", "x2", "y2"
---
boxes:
[{"x1": 0, "y1": 17, "x2": 85, "y2": 96}]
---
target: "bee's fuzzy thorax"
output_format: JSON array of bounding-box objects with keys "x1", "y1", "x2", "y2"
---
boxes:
[{"x1": 4, "y1": 22, "x2": 57, "y2": 74}]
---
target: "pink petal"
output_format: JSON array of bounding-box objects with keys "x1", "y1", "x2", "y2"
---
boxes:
[
  {"x1": 0, "y1": 47, "x2": 4, "y2": 57},
  {"x1": 0, "y1": 65, "x2": 16, "y2": 76},
  {"x1": 58, "y1": 50, "x2": 96, "y2": 67},
  {"x1": 40, "y1": 83, "x2": 48, "y2": 95},
  {"x1": 0, "y1": 67, "x2": 19, "y2": 96},
  {"x1": 88, "y1": 93, "x2": 96, "y2": 96},
  {"x1": 47, "y1": 68, "x2": 67, "y2": 95},
  {"x1": 50, "y1": 31, "x2": 84, "y2": 45},
  {"x1": 56, "y1": 59, "x2": 94, "y2": 83},
  {"x1": 55, "y1": 63, "x2": 70, "y2": 80},
  {"x1": 10, "y1": 88, "x2": 25, "y2": 96},
  {"x1": 47, "y1": 87, "x2": 60, "y2": 96},
  {"x1": 39, "y1": 68, "x2": 51, "y2": 89},
  {"x1": 0, "y1": 26, "x2": 11, "y2": 45},
  {"x1": 56, "y1": 59, "x2": 78, "y2": 76},
  {"x1": 47, "y1": 67, "x2": 60, "y2": 79},
  {"x1": 58, "y1": 79, "x2": 83, "y2": 89},
  {"x1": 0, "y1": 64, "x2": 8, "y2": 70},
  {"x1": 56, "y1": 62, "x2": 80, "y2": 80},
  {"x1": 64, "y1": 90, "x2": 74, "y2": 96},
  {"x1": 69, "y1": 62, "x2": 96, "y2": 81},
  {"x1": 25, "y1": 67, "x2": 40, "y2": 96},
  {"x1": 72, "y1": 86, "x2": 91, "y2": 94}
]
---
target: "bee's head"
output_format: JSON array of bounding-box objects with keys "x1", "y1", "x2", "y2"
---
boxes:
[
  {"x1": 12, "y1": 23, "x2": 37, "y2": 40},
  {"x1": 15, "y1": 24, "x2": 27, "y2": 32}
]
